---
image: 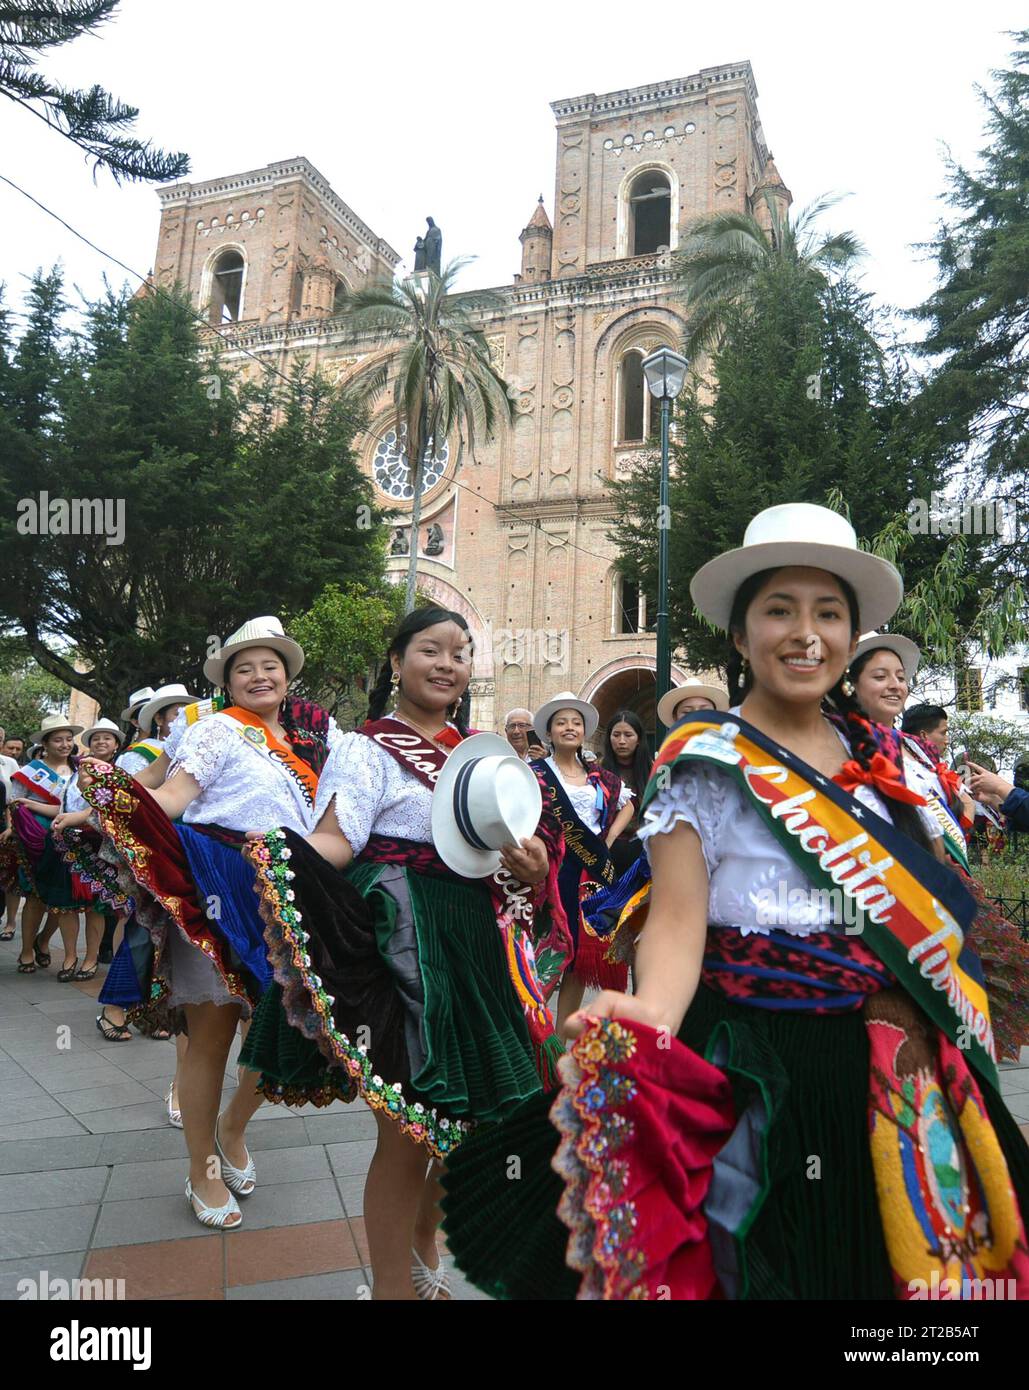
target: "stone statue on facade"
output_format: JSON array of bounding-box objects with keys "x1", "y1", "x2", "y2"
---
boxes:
[
  {"x1": 424, "y1": 522, "x2": 444, "y2": 556},
  {"x1": 390, "y1": 526, "x2": 410, "y2": 556},
  {"x1": 424, "y1": 217, "x2": 442, "y2": 275},
  {"x1": 413, "y1": 236, "x2": 427, "y2": 273}
]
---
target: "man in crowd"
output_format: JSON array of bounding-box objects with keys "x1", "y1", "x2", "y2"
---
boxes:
[{"x1": 503, "y1": 708, "x2": 547, "y2": 762}]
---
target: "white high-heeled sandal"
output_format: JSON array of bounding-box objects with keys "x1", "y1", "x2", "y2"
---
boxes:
[
  {"x1": 166, "y1": 1086, "x2": 182, "y2": 1129},
  {"x1": 411, "y1": 1247, "x2": 451, "y2": 1300},
  {"x1": 215, "y1": 1117, "x2": 257, "y2": 1197},
  {"x1": 185, "y1": 1179, "x2": 242, "y2": 1230}
]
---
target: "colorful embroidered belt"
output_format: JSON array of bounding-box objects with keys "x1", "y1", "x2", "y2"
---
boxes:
[{"x1": 701, "y1": 927, "x2": 894, "y2": 1012}]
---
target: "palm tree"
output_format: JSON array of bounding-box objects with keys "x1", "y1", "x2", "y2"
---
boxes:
[
  {"x1": 336, "y1": 258, "x2": 512, "y2": 612},
  {"x1": 675, "y1": 193, "x2": 865, "y2": 362}
]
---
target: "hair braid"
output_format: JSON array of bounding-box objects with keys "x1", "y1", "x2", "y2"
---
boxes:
[{"x1": 367, "y1": 659, "x2": 395, "y2": 723}]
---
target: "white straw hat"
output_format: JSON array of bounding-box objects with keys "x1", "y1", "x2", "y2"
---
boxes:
[
  {"x1": 853, "y1": 631, "x2": 920, "y2": 685},
  {"x1": 431, "y1": 733, "x2": 543, "y2": 878},
  {"x1": 80, "y1": 717, "x2": 124, "y2": 749},
  {"x1": 532, "y1": 691, "x2": 599, "y2": 743},
  {"x1": 137, "y1": 683, "x2": 200, "y2": 736},
  {"x1": 690, "y1": 503, "x2": 903, "y2": 632},
  {"x1": 30, "y1": 713, "x2": 83, "y2": 745},
  {"x1": 120, "y1": 686, "x2": 155, "y2": 721},
  {"x1": 203, "y1": 616, "x2": 305, "y2": 688},
  {"x1": 656, "y1": 678, "x2": 729, "y2": 728}
]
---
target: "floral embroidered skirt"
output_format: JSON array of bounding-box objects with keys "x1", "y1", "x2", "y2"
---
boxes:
[
  {"x1": 440, "y1": 985, "x2": 1029, "y2": 1299},
  {"x1": 239, "y1": 829, "x2": 547, "y2": 1161}
]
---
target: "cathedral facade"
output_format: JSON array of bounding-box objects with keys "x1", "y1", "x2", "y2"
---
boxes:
[{"x1": 150, "y1": 62, "x2": 790, "y2": 737}]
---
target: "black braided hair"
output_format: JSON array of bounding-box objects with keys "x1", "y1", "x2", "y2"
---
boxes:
[{"x1": 368, "y1": 607, "x2": 473, "y2": 736}]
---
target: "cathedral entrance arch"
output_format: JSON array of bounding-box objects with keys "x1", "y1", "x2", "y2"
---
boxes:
[{"x1": 579, "y1": 656, "x2": 689, "y2": 752}]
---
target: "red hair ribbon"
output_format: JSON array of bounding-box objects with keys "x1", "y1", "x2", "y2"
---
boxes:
[
  {"x1": 834, "y1": 753, "x2": 927, "y2": 807},
  {"x1": 935, "y1": 765, "x2": 964, "y2": 801}
]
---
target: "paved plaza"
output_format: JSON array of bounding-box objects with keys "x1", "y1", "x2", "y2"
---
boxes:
[
  {"x1": 0, "y1": 925, "x2": 485, "y2": 1301},
  {"x1": 1, "y1": 923, "x2": 1027, "y2": 1302}
]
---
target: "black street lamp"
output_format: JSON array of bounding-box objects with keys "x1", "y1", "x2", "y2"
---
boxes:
[{"x1": 642, "y1": 347, "x2": 689, "y2": 744}]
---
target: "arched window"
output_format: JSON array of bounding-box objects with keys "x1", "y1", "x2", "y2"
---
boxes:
[
  {"x1": 332, "y1": 278, "x2": 347, "y2": 315},
  {"x1": 618, "y1": 349, "x2": 662, "y2": 443},
  {"x1": 291, "y1": 271, "x2": 304, "y2": 317},
  {"x1": 612, "y1": 573, "x2": 647, "y2": 635},
  {"x1": 209, "y1": 250, "x2": 244, "y2": 324},
  {"x1": 628, "y1": 170, "x2": 671, "y2": 256}
]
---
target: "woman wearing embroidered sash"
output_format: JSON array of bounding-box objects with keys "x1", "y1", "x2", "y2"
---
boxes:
[
  {"x1": 440, "y1": 502, "x2": 1029, "y2": 1301},
  {"x1": 9, "y1": 715, "x2": 85, "y2": 978},
  {"x1": 851, "y1": 633, "x2": 1029, "y2": 1062},
  {"x1": 77, "y1": 616, "x2": 335, "y2": 1230},
  {"x1": 531, "y1": 692, "x2": 635, "y2": 1032},
  {"x1": 239, "y1": 606, "x2": 571, "y2": 1299}
]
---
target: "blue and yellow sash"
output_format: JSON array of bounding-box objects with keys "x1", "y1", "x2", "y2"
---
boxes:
[{"x1": 636, "y1": 713, "x2": 997, "y2": 1088}]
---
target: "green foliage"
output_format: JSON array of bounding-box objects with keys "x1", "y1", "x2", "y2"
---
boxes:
[
  {"x1": 0, "y1": 658, "x2": 67, "y2": 741},
  {"x1": 608, "y1": 263, "x2": 949, "y2": 674},
  {"x1": 336, "y1": 259, "x2": 513, "y2": 612},
  {"x1": 0, "y1": 270, "x2": 393, "y2": 719},
  {"x1": 0, "y1": 1, "x2": 189, "y2": 182},
  {"x1": 948, "y1": 712, "x2": 1029, "y2": 772},
  {"x1": 911, "y1": 30, "x2": 1029, "y2": 595},
  {"x1": 289, "y1": 582, "x2": 408, "y2": 726}
]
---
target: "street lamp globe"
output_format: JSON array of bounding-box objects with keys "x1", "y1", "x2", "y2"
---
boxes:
[{"x1": 642, "y1": 347, "x2": 689, "y2": 401}]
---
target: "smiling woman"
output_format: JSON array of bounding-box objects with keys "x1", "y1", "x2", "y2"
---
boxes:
[{"x1": 238, "y1": 604, "x2": 572, "y2": 1300}]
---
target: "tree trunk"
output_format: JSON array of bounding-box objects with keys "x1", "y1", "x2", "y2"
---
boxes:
[{"x1": 404, "y1": 398, "x2": 430, "y2": 614}]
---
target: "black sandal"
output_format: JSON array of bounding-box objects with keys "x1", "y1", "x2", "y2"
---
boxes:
[
  {"x1": 96, "y1": 1008, "x2": 132, "y2": 1042},
  {"x1": 0, "y1": 928, "x2": 15, "y2": 941},
  {"x1": 58, "y1": 958, "x2": 80, "y2": 982},
  {"x1": 74, "y1": 963, "x2": 99, "y2": 981},
  {"x1": 17, "y1": 956, "x2": 36, "y2": 974},
  {"x1": 33, "y1": 943, "x2": 51, "y2": 968}
]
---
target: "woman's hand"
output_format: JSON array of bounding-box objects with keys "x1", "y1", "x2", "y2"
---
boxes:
[
  {"x1": 0, "y1": 827, "x2": 11, "y2": 844},
  {"x1": 564, "y1": 991, "x2": 676, "y2": 1042},
  {"x1": 51, "y1": 813, "x2": 72, "y2": 833},
  {"x1": 76, "y1": 758, "x2": 107, "y2": 791},
  {"x1": 500, "y1": 835, "x2": 548, "y2": 885}
]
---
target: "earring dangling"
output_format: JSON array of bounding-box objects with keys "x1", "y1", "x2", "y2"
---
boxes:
[
  {"x1": 841, "y1": 669, "x2": 855, "y2": 698},
  {"x1": 740, "y1": 656, "x2": 749, "y2": 676},
  {"x1": 390, "y1": 670, "x2": 400, "y2": 708}
]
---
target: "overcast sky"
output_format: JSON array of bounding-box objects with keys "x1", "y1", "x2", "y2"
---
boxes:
[{"x1": 0, "y1": 1, "x2": 1021, "y2": 339}]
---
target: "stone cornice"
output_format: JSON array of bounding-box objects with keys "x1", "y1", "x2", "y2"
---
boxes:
[
  {"x1": 158, "y1": 157, "x2": 400, "y2": 265},
  {"x1": 495, "y1": 497, "x2": 620, "y2": 525},
  {"x1": 551, "y1": 63, "x2": 757, "y2": 122}
]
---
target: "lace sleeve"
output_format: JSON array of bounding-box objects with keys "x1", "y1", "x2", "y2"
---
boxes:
[
  {"x1": 326, "y1": 715, "x2": 346, "y2": 752},
  {"x1": 164, "y1": 709, "x2": 187, "y2": 762},
  {"x1": 314, "y1": 733, "x2": 386, "y2": 857},
  {"x1": 169, "y1": 717, "x2": 232, "y2": 790},
  {"x1": 636, "y1": 762, "x2": 732, "y2": 878}
]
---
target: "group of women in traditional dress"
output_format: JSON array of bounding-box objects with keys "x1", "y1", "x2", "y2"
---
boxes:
[{"x1": 2, "y1": 499, "x2": 1027, "y2": 1302}]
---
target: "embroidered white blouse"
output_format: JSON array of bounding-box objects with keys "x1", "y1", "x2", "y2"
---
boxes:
[
  {"x1": 543, "y1": 757, "x2": 632, "y2": 836},
  {"x1": 116, "y1": 737, "x2": 164, "y2": 778},
  {"x1": 315, "y1": 731, "x2": 438, "y2": 854},
  {"x1": 637, "y1": 715, "x2": 893, "y2": 937},
  {"x1": 167, "y1": 717, "x2": 317, "y2": 835}
]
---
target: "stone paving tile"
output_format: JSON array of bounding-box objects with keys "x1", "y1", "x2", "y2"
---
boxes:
[
  {"x1": 52, "y1": 1080, "x2": 158, "y2": 1115},
  {"x1": 0, "y1": 1250, "x2": 86, "y2": 1301},
  {"x1": 999, "y1": 1069, "x2": 1029, "y2": 1095},
  {"x1": 33, "y1": 993, "x2": 104, "y2": 1016},
  {"x1": 227, "y1": 1177, "x2": 344, "y2": 1231},
  {"x1": 225, "y1": 1268, "x2": 369, "y2": 1300},
  {"x1": 0, "y1": 1072, "x2": 53, "y2": 1101},
  {"x1": 104, "y1": 1145, "x2": 331, "y2": 1201},
  {"x1": 302, "y1": 1110, "x2": 378, "y2": 1144},
  {"x1": 0, "y1": 1133, "x2": 104, "y2": 1175},
  {"x1": 335, "y1": 1172, "x2": 365, "y2": 1217},
  {"x1": 91, "y1": 1193, "x2": 222, "y2": 1247},
  {"x1": 0, "y1": 1117, "x2": 91, "y2": 1142},
  {"x1": 84, "y1": 1236, "x2": 223, "y2": 1299},
  {"x1": 325, "y1": 1139, "x2": 376, "y2": 1178},
  {"x1": 240, "y1": 1119, "x2": 312, "y2": 1152},
  {"x1": 0, "y1": 1165, "x2": 109, "y2": 1213},
  {"x1": 78, "y1": 1101, "x2": 176, "y2": 1135},
  {"x1": 97, "y1": 1129, "x2": 188, "y2": 1165},
  {"x1": 0, "y1": 1095, "x2": 69, "y2": 1126},
  {"x1": 226, "y1": 1217, "x2": 360, "y2": 1285},
  {"x1": 0, "y1": 1204, "x2": 99, "y2": 1258},
  {"x1": 27, "y1": 1063, "x2": 134, "y2": 1095},
  {"x1": 1005, "y1": 1094, "x2": 1029, "y2": 1123}
]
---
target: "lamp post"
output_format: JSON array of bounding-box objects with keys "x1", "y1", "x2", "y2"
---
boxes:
[{"x1": 642, "y1": 347, "x2": 689, "y2": 745}]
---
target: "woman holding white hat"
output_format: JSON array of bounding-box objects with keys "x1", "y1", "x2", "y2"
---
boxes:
[
  {"x1": 442, "y1": 501, "x2": 1029, "y2": 1301},
  {"x1": 77, "y1": 616, "x2": 338, "y2": 1231},
  {"x1": 239, "y1": 605, "x2": 570, "y2": 1299},
  {"x1": 7, "y1": 715, "x2": 85, "y2": 980},
  {"x1": 529, "y1": 692, "x2": 635, "y2": 1031}
]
